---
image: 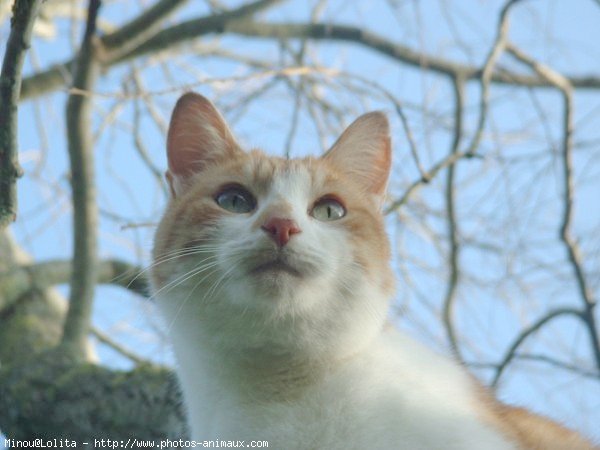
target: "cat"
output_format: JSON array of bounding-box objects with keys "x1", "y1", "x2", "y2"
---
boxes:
[{"x1": 151, "y1": 92, "x2": 597, "y2": 449}]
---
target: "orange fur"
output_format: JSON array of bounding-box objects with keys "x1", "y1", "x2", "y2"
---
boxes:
[
  {"x1": 468, "y1": 380, "x2": 598, "y2": 449},
  {"x1": 153, "y1": 149, "x2": 394, "y2": 295},
  {"x1": 497, "y1": 405, "x2": 597, "y2": 449},
  {"x1": 152, "y1": 92, "x2": 596, "y2": 448}
]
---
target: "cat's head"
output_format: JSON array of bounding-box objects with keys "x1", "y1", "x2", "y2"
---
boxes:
[{"x1": 152, "y1": 93, "x2": 394, "y2": 360}]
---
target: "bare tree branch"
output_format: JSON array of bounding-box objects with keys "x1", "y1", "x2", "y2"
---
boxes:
[
  {"x1": 19, "y1": 0, "x2": 285, "y2": 100},
  {"x1": 283, "y1": 82, "x2": 302, "y2": 158},
  {"x1": 100, "y1": 0, "x2": 189, "y2": 61},
  {"x1": 385, "y1": 149, "x2": 478, "y2": 215},
  {"x1": 461, "y1": 0, "x2": 517, "y2": 158},
  {"x1": 507, "y1": 43, "x2": 600, "y2": 371},
  {"x1": 384, "y1": 77, "x2": 467, "y2": 214},
  {"x1": 61, "y1": 0, "x2": 102, "y2": 358},
  {"x1": 385, "y1": 1, "x2": 517, "y2": 213},
  {"x1": 468, "y1": 353, "x2": 599, "y2": 380},
  {"x1": 0, "y1": 0, "x2": 43, "y2": 227},
  {"x1": 0, "y1": 259, "x2": 147, "y2": 313},
  {"x1": 442, "y1": 76, "x2": 465, "y2": 359},
  {"x1": 19, "y1": 5, "x2": 600, "y2": 102},
  {"x1": 109, "y1": 0, "x2": 285, "y2": 64},
  {"x1": 130, "y1": 72, "x2": 169, "y2": 197},
  {"x1": 281, "y1": 2, "x2": 327, "y2": 158},
  {"x1": 440, "y1": 0, "x2": 520, "y2": 358},
  {"x1": 1, "y1": 0, "x2": 599, "y2": 441},
  {"x1": 512, "y1": 353, "x2": 599, "y2": 380},
  {"x1": 91, "y1": 327, "x2": 146, "y2": 365},
  {"x1": 331, "y1": 70, "x2": 425, "y2": 178},
  {"x1": 491, "y1": 307, "x2": 584, "y2": 388},
  {"x1": 225, "y1": 20, "x2": 600, "y2": 89}
]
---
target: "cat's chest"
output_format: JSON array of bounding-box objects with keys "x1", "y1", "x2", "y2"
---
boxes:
[
  {"x1": 184, "y1": 338, "x2": 516, "y2": 450},
  {"x1": 191, "y1": 372, "x2": 402, "y2": 449}
]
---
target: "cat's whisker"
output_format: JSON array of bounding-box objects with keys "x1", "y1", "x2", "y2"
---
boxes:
[
  {"x1": 147, "y1": 258, "x2": 221, "y2": 302},
  {"x1": 152, "y1": 244, "x2": 221, "y2": 260},
  {"x1": 165, "y1": 265, "x2": 223, "y2": 334},
  {"x1": 127, "y1": 246, "x2": 221, "y2": 290},
  {"x1": 150, "y1": 248, "x2": 220, "y2": 266},
  {"x1": 202, "y1": 257, "x2": 245, "y2": 304},
  {"x1": 145, "y1": 93, "x2": 592, "y2": 448}
]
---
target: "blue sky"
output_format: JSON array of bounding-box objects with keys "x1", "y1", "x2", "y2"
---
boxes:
[{"x1": 2, "y1": 0, "x2": 600, "y2": 442}]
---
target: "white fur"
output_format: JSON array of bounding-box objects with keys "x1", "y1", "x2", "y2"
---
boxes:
[{"x1": 154, "y1": 167, "x2": 517, "y2": 449}]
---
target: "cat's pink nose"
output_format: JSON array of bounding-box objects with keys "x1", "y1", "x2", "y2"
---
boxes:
[{"x1": 261, "y1": 217, "x2": 301, "y2": 247}]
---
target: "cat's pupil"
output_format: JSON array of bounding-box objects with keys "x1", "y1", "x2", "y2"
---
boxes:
[
  {"x1": 311, "y1": 197, "x2": 345, "y2": 221},
  {"x1": 215, "y1": 186, "x2": 255, "y2": 213}
]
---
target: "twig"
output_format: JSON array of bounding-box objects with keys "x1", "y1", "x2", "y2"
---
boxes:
[
  {"x1": 393, "y1": 96, "x2": 425, "y2": 179},
  {"x1": 507, "y1": 43, "x2": 600, "y2": 372},
  {"x1": 384, "y1": 77, "x2": 466, "y2": 214},
  {"x1": 384, "y1": 0, "x2": 519, "y2": 213},
  {"x1": 442, "y1": 76, "x2": 465, "y2": 359},
  {"x1": 329, "y1": 71, "x2": 424, "y2": 178},
  {"x1": 109, "y1": 0, "x2": 285, "y2": 65},
  {"x1": 64, "y1": 66, "x2": 337, "y2": 100},
  {"x1": 461, "y1": 0, "x2": 518, "y2": 157},
  {"x1": 61, "y1": 0, "x2": 102, "y2": 358},
  {"x1": 283, "y1": 80, "x2": 303, "y2": 158},
  {"x1": 91, "y1": 327, "x2": 146, "y2": 365},
  {"x1": 100, "y1": 0, "x2": 189, "y2": 62},
  {"x1": 0, "y1": 0, "x2": 43, "y2": 227},
  {"x1": 385, "y1": 147, "x2": 468, "y2": 214},
  {"x1": 512, "y1": 353, "x2": 599, "y2": 380},
  {"x1": 282, "y1": 0, "x2": 327, "y2": 159},
  {"x1": 130, "y1": 72, "x2": 169, "y2": 197},
  {"x1": 130, "y1": 69, "x2": 168, "y2": 134},
  {"x1": 20, "y1": 0, "x2": 285, "y2": 100},
  {"x1": 225, "y1": 20, "x2": 597, "y2": 88},
  {"x1": 280, "y1": 40, "x2": 307, "y2": 159},
  {"x1": 19, "y1": 4, "x2": 600, "y2": 101},
  {"x1": 468, "y1": 353, "x2": 599, "y2": 380},
  {"x1": 491, "y1": 307, "x2": 584, "y2": 388},
  {"x1": 438, "y1": 0, "x2": 522, "y2": 353}
]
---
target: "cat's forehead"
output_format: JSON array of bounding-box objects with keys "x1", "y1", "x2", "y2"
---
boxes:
[{"x1": 239, "y1": 151, "x2": 332, "y2": 197}]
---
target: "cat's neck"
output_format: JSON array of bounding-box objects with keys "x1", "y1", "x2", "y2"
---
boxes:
[
  {"x1": 160, "y1": 269, "x2": 391, "y2": 399},
  {"x1": 231, "y1": 348, "x2": 332, "y2": 399},
  {"x1": 164, "y1": 281, "x2": 388, "y2": 361},
  {"x1": 166, "y1": 294, "x2": 383, "y2": 401},
  {"x1": 182, "y1": 334, "x2": 337, "y2": 402}
]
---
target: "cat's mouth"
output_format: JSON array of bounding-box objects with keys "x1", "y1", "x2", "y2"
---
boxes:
[{"x1": 249, "y1": 258, "x2": 302, "y2": 277}]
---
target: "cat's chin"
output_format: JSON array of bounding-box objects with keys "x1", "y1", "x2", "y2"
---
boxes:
[
  {"x1": 249, "y1": 259, "x2": 303, "y2": 278},
  {"x1": 245, "y1": 263, "x2": 307, "y2": 296},
  {"x1": 230, "y1": 255, "x2": 325, "y2": 302},
  {"x1": 237, "y1": 245, "x2": 322, "y2": 282}
]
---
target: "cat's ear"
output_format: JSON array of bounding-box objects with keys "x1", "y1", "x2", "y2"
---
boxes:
[
  {"x1": 323, "y1": 112, "x2": 391, "y2": 203},
  {"x1": 166, "y1": 92, "x2": 241, "y2": 197}
]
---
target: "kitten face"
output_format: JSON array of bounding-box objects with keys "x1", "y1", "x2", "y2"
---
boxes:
[{"x1": 151, "y1": 93, "x2": 394, "y2": 357}]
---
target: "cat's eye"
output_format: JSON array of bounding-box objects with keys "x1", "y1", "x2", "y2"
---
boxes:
[
  {"x1": 311, "y1": 197, "x2": 346, "y2": 221},
  {"x1": 215, "y1": 185, "x2": 256, "y2": 213}
]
